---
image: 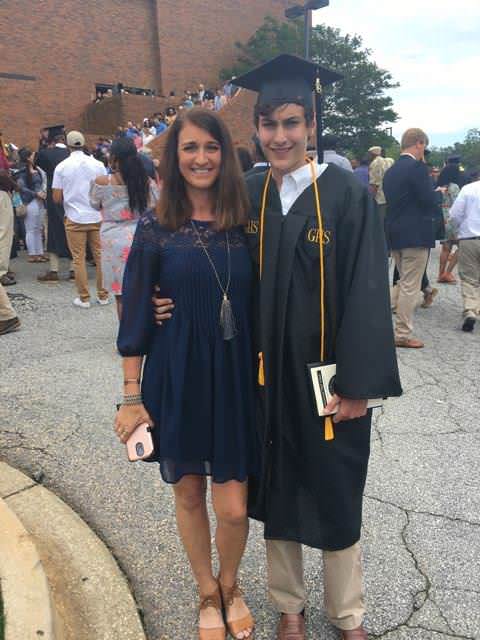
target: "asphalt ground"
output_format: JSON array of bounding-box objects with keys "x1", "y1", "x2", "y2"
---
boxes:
[{"x1": 0, "y1": 248, "x2": 479, "y2": 640}]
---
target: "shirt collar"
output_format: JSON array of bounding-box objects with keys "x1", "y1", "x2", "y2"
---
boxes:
[
  {"x1": 401, "y1": 152, "x2": 417, "y2": 161},
  {"x1": 283, "y1": 160, "x2": 319, "y2": 192}
]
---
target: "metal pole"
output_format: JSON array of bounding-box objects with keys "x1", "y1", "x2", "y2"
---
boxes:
[{"x1": 304, "y1": 10, "x2": 310, "y2": 59}]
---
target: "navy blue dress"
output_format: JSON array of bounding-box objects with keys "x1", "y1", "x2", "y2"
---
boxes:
[{"x1": 117, "y1": 213, "x2": 259, "y2": 484}]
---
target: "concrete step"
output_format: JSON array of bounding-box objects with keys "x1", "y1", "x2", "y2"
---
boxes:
[{"x1": 0, "y1": 462, "x2": 146, "y2": 640}]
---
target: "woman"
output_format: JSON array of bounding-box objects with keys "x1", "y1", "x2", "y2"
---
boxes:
[
  {"x1": 0, "y1": 171, "x2": 19, "y2": 286},
  {"x1": 115, "y1": 108, "x2": 256, "y2": 640},
  {"x1": 17, "y1": 148, "x2": 47, "y2": 262},
  {"x1": 437, "y1": 164, "x2": 461, "y2": 283},
  {"x1": 90, "y1": 137, "x2": 159, "y2": 319}
]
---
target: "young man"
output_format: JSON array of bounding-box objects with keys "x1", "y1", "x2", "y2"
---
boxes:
[
  {"x1": 449, "y1": 170, "x2": 480, "y2": 332},
  {"x1": 36, "y1": 129, "x2": 72, "y2": 282},
  {"x1": 154, "y1": 55, "x2": 401, "y2": 639},
  {"x1": 52, "y1": 131, "x2": 109, "y2": 308},
  {"x1": 383, "y1": 128, "x2": 443, "y2": 348}
]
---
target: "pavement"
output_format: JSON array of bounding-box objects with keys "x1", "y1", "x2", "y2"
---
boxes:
[{"x1": 0, "y1": 248, "x2": 479, "y2": 640}]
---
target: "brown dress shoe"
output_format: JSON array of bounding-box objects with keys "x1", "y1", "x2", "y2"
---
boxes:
[
  {"x1": 0, "y1": 274, "x2": 16, "y2": 286},
  {"x1": 277, "y1": 613, "x2": 305, "y2": 639},
  {"x1": 0, "y1": 316, "x2": 21, "y2": 336},
  {"x1": 37, "y1": 270, "x2": 59, "y2": 283},
  {"x1": 395, "y1": 337, "x2": 424, "y2": 348},
  {"x1": 341, "y1": 626, "x2": 368, "y2": 639}
]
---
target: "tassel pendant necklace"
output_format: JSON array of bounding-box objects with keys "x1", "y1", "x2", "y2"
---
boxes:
[{"x1": 190, "y1": 220, "x2": 238, "y2": 341}]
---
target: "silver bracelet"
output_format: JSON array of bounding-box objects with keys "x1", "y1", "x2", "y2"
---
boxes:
[{"x1": 122, "y1": 394, "x2": 143, "y2": 406}]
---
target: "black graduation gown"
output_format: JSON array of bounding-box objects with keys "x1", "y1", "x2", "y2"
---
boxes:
[
  {"x1": 36, "y1": 146, "x2": 71, "y2": 258},
  {"x1": 245, "y1": 164, "x2": 402, "y2": 551}
]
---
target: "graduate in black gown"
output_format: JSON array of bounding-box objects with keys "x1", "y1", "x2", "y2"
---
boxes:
[
  {"x1": 36, "y1": 129, "x2": 71, "y2": 281},
  {"x1": 154, "y1": 55, "x2": 402, "y2": 639},
  {"x1": 234, "y1": 55, "x2": 402, "y2": 640}
]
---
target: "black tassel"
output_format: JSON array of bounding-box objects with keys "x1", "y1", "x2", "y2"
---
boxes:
[{"x1": 220, "y1": 294, "x2": 237, "y2": 340}]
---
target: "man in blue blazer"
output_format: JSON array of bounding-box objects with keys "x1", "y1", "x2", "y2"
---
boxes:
[{"x1": 384, "y1": 128, "x2": 443, "y2": 348}]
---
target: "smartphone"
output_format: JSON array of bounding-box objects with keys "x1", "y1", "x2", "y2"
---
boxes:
[{"x1": 126, "y1": 422, "x2": 154, "y2": 462}]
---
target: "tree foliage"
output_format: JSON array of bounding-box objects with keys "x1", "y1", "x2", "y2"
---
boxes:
[
  {"x1": 221, "y1": 16, "x2": 399, "y2": 154},
  {"x1": 429, "y1": 129, "x2": 480, "y2": 170}
]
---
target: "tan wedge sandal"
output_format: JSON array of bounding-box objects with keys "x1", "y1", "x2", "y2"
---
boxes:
[
  {"x1": 219, "y1": 581, "x2": 255, "y2": 639},
  {"x1": 199, "y1": 583, "x2": 226, "y2": 640}
]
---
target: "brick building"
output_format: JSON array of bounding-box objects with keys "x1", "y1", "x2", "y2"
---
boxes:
[{"x1": 0, "y1": 0, "x2": 292, "y2": 147}]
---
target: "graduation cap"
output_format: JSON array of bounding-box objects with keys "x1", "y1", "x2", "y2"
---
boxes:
[
  {"x1": 45, "y1": 124, "x2": 65, "y2": 141},
  {"x1": 234, "y1": 54, "x2": 342, "y2": 161}
]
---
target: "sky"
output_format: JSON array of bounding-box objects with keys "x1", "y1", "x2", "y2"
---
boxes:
[{"x1": 312, "y1": 0, "x2": 480, "y2": 147}]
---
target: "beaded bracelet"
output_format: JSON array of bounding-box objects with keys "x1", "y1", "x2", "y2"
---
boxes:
[{"x1": 121, "y1": 394, "x2": 143, "y2": 406}]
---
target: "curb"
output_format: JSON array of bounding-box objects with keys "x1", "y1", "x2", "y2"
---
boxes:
[
  {"x1": 0, "y1": 462, "x2": 146, "y2": 640},
  {"x1": 0, "y1": 489, "x2": 55, "y2": 640}
]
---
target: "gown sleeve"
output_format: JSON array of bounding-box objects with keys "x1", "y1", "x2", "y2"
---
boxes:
[
  {"x1": 333, "y1": 179, "x2": 402, "y2": 400},
  {"x1": 117, "y1": 214, "x2": 160, "y2": 356}
]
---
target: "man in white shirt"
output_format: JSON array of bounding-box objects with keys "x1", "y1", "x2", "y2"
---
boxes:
[
  {"x1": 52, "y1": 131, "x2": 109, "y2": 308},
  {"x1": 449, "y1": 171, "x2": 480, "y2": 332},
  {"x1": 322, "y1": 134, "x2": 353, "y2": 172}
]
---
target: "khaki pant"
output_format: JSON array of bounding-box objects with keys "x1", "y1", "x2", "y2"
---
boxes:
[
  {"x1": 64, "y1": 219, "x2": 107, "y2": 302},
  {"x1": 49, "y1": 252, "x2": 73, "y2": 274},
  {"x1": 391, "y1": 248, "x2": 429, "y2": 340},
  {"x1": 458, "y1": 238, "x2": 480, "y2": 318},
  {"x1": 0, "y1": 281, "x2": 16, "y2": 322},
  {"x1": 0, "y1": 192, "x2": 14, "y2": 278},
  {"x1": 266, "y1": 539, "x2": 364, "y2": 631}
]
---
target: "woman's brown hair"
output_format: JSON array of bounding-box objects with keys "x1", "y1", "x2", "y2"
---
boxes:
[{"x1": 156, "y1": 108, "x2": 249, "y2": 230}]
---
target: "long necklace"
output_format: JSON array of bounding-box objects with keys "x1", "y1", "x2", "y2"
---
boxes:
[{"x1": 190, "y1": 219, "x2": 237, "y2": 341}]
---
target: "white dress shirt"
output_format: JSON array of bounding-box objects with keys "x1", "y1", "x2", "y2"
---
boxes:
[
  {"x1": 323, "y1": 150, "x2": 353, "y2": 172},
  {"x1": 278, "y1": 161, "x2": 328, "y2": 216},
  {"x1": 52, "y1": 151, "x2": 107, "y2": 224},
  {"x1": 449, "y1": 180, "x2": 480, "y2": 239}
]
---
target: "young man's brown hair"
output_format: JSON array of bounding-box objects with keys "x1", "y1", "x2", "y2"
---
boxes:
[
  {"x1": 254, "y1": 100, "x2": 315, "y2": 128},
  {"x1": 401, "y1": 128, "x2": 429, "y2": 150}
]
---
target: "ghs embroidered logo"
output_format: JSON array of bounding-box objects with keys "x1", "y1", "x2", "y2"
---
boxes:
[{"x1": 307, "y1": 228, "x2": 332, "y2": 245}]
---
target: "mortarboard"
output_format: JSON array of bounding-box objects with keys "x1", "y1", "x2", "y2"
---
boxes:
[
  {"x1": 447, "y1": 154, "x2": 461, "y2": 164},
  {"x1": 46, "y1": 124, "x2": 65, "y2": 141},
  {"x1": 234, "y1": 54, "x2": 342, "y2": 161}
]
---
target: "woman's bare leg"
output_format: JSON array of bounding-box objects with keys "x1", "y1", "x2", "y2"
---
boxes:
[
  {"x1": 115, "y1": 295, "x2": 122, "y2": 320},
  {"x1": 439, "y1": 243, "x2": 450, "y2": 276},
  {"x1": 446, "y1": 249, "x2": 458, "y2": 273},
  {"x1": 212, "y1": 480, "x2": 253, "y2": 638},
  {"x1": 173, "y1": 476, "x2": 222, "y2": 629}
]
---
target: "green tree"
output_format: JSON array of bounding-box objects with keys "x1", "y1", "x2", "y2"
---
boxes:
[
  {"x1": 429, "y1": 129, "x2": 480, "y2": 170},
  {"x1": 221, "y1": 16, "x2": 399, "y2": 154}
]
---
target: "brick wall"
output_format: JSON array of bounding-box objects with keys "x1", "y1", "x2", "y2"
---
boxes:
[
  {"x1": 82, "y1": 95, "x2": 176, "y2": 136},
  {"x1": 0, "y1": 0, "x2": 292, "y2": 148},
  {"x1": 154, "y1": 0, "x2": 291, "y2": 95},
  {"x1": 148, "y1": 91, "x2": 258, "y2": 162},
  {"x1": 0, "y1": 0, "x2": 161, "y2": 147}
]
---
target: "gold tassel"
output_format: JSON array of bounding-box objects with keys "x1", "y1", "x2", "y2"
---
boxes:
[
  {"x1": 325, "y1": 415, "x2": 334, "y2": 441},
  {"x1": 258, "y1": 352, "x2": 265, "y2": 386}
]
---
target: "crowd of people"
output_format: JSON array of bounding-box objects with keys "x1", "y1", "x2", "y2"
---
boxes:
[
  {"x1": 1, "y1": 112, "x2": 479, "y2": 339},
  {"x1": 0, "y1": 52, "x2": 479, "y2": 640},
  {"x1": 0, "y1": 126, "x2": 161, "y2": 330},
  {"x1": 302, "y1": 132, "x2": 480, "y2": 341}
]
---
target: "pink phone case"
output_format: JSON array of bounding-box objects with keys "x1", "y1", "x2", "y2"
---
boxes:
[{"x1": 126, "y1": 423, "x2": 154, "y2": 462}]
